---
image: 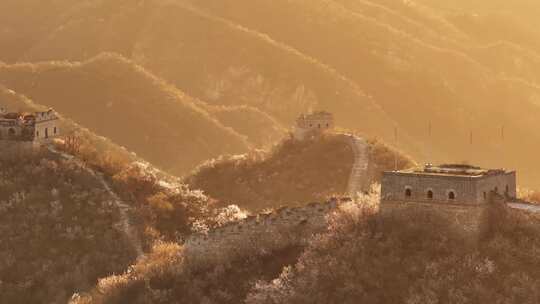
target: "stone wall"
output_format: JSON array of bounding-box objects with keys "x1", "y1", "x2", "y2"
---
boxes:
[
  {"x1": 0, "y1": 141, "x2": 38, "y2": 150},
  {"x1": 476, "y1": 172, "x2": 516, "y2": 202},
  {"x1": 380, "y1": 200, "x2": 489, "y2": 242},
  {"x1": 381, "y1": 171, "x2": 516, "y2": 205},
  {"x1": 381, "y1": 172, "x2": 479, "y2": 205},
  {"x1": 185, "y1": 199, "x2": 344, "y2": 261},
  {"x1": 35, "y1": 111, "x2": 60, "y2": 142}
]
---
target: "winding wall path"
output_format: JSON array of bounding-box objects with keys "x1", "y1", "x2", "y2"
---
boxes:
[
  {"x1": 346, "y1": 135, "x2": 370, "y2": 198},
  {"x1": 95, "y1": 172, "x2": 144, "y2": 257},
  {"x1": 47, "y1": 146, "x2": 144, "y2": 258}
]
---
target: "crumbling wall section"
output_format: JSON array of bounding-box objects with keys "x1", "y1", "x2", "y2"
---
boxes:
[{"x1": 185, "y1": 199, "x2": 343, "y2": 263}]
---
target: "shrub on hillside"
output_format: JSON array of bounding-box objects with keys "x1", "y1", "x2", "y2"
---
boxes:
[
  {"x1": 0, "y1": 147, "x2": 132, "y2": 304},
  {"x1": 246, "y1": 192, "x2": 540, "y2": 304},
  {"x1": 367, "y1": 137, "x2": 416, "y2": 181},
  {"x1": 186, "y1": 134, "x2": 355, "y2": 211},
  {"x1": 56, "y1": 135, "x2": 215, "y2": 246}
]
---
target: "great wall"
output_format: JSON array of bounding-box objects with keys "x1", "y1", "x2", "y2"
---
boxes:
[
  {"x1": 508, "y1": 198, "x2": 540, "y2": 213},
  {"x1": 347, "y1": 134, "x2": 370, "y2": 197},
  {"x1": 184, "y1": 133, "x2": 371, "y2": 256},
  {"x1": 184, "y1": 128, "x2": 540, "y2": 256},
  {"x1": 184, "y1": 198, "x2": 349, "y2": 263},
  {"x1": 5, "y1": 108, "x2": 540, "y2": 260}
]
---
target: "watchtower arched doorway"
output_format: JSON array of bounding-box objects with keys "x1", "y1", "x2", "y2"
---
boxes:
[
  {"x1": 8, "y1": 128, "x2": 16, "y2": 139},
  {"x1": 405, "y1": 188, "x2": 412, "y2": 198}
]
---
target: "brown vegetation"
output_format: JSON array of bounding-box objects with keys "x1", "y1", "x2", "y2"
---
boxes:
[
  {"x1": 368, "y1": 137, "x2": 417, "y2": 181},
  {"x1": 186, "y1": 134, "x2": 354, "y2": 212},
  {"x1": 71, "y1": 190, "x2": 540, "y2": 304},
  {"x1": 0, "y1": 146, "x2": 133, "y2": 304},
  {"x1": 187, "y1": 134, "x2": 413, "y2": 212},
  {"x1": 0, "y1": 54, "x2": 251, "y2": 176},
  {"x1": 54, "y1": 133, "x2": 216, "y2": 246},
  {"x1": 4, "y1": 1, "x2": 540, "y2": 302}
]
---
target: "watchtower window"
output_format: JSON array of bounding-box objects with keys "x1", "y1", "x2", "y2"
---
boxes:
[
  {"x1": 405, "y1": 188, "x2": 412, "y2": 198},
  {"x1": 505, "y1": 185, "x2": 509, "y2": 194},
  {"x1": 483, "y1": 192, "x2": 487, "y2": 201},
  {"x1": 427, "y1": 190, "x2": 433, "y2": 199},
  {"x1": 448, "y1": 191, "x2": 456, "y2": 200},
  {"x1": 54, "y1": 127, "x2": 57, "y2": 134},
  {"x1": 494, "y1": 187, "x2": 499, "y2": 193}
]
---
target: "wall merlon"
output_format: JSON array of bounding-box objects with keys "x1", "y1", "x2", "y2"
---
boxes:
[{"x1": 186, "y1": 198, "x2": 346, "y2": 250}]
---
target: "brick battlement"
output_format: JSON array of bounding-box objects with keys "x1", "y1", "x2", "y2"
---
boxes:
[{"x1": 185, "y1": 198, "x2": 346, "y2": 259}]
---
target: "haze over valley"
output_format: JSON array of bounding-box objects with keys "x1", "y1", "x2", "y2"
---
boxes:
[{"x1": 3, "y1": 1, "x2": 540, "y2": 303}]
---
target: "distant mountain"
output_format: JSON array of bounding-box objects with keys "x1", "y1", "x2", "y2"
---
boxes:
[
  {"x1": 0, "y1": 54, "x2": 255, "y2": 176},
  {"x1": 3, "y1": 0, "x2": 540, "y2": 185},
  {"x1": 181, "y1": 0, "x2": 540, "y2": 183},
  {"x1": 203, "y1": 105, "x2": 286, "y2": 149},
  {"x1": 6, "y1": 0, "x2": 397, "y2": 142}
]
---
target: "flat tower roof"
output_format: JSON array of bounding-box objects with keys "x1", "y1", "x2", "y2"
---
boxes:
[{"x1": 388, "y1": 164, "x2": 513, "y2": 178}]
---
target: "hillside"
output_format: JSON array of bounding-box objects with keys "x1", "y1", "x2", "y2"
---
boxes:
[
  {"x1": 0, "y1": 87, "x2": 260, "y2": 303},
  {"x1": 0, "y1": 146, "x2": 134, "y2": 304},
  {"x1": 244, "y1": 199, "x2": 540, "y2": 304},
  {"x1": 0, "y1": 141, "x2": 222, "y2": 304},
  {"x1": 0, "y1": 54, "x2": 254, "y2": 176},
  {"x1": 0, "y1": 0, "x2": 415, "y2": 152},
  {"x1": 203, "y1": 105, "x2": 286, "y2": 149},
  {"x1": 0, "y1": 88, "x2": 232, "y2": 303},
  {"x1": 186, "y1": 134, "x2": 413, "y2": 212},
  {"x1": 181, "y1": 0, "x2": 540, "y2": 184},
  {"x1": 3, "y1": 1, "x2": 540, "y2": 184},
  {"x1": 7, "y1": 2, "x2": 540, "y2": 303},
  {"x1": 71, "y1": 191, "x2": 540, "y2": 304}
]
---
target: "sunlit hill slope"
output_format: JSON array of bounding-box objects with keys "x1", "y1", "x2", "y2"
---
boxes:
[
  {"x1": 0, "y1": 54, "x2": 285, "y2": 176},
  {"x1": 3, "y1": 0, "x2": 540, "y2": 184}
]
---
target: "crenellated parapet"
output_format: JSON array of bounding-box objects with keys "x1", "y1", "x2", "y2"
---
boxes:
[
  {"x1": 185, "y1": 198, "x2": 347, "y2": 256},
  {"x1": 34, "y1": 109, "x2": 58, "y2": 122}
]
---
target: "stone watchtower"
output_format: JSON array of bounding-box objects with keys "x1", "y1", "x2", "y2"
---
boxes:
[
  {"x1": 380, "y1": 164, "x2": 517, "y2": 238},
  {"x1": 33, "y1": 109, "x2": 60, "y2": 142},
  {"x1": 293, "y1": 111, "x2": 335, "y2": 140},
  {"x1": 0, "y1": 108, "x2": 60, "y2": 145}
]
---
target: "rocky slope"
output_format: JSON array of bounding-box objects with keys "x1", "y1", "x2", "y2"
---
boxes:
[{"x1": 0, "y1": 146, "x2": 133, "y2": 304}]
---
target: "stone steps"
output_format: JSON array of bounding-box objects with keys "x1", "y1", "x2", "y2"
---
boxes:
[{"x1": 347, "y1": 135, "x2": 369, "y2": 198}]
